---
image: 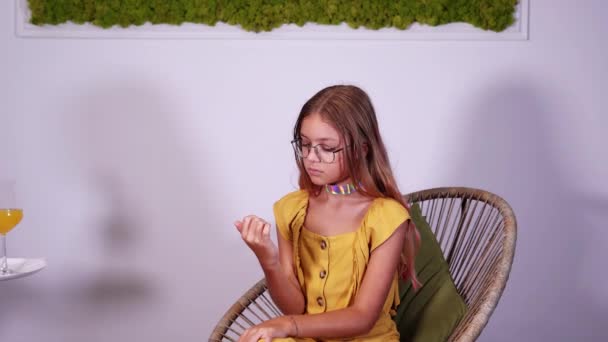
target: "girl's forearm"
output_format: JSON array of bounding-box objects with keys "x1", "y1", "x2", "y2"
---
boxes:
[
  {"x1": 291, "y1": 306, "x2": 377, "y2": 339},
  {"x1": 262, "y1": 262, "x2": 306, "y2": 315}
]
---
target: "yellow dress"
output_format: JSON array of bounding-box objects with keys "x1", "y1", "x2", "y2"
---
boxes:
[{"x1": 270, "y1": 190, "x2": 410, "y2": 342}]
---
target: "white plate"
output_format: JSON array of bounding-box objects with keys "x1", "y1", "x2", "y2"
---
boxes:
[{"x1": 0, "y1": 258, "x2": 47, "y2": 281}]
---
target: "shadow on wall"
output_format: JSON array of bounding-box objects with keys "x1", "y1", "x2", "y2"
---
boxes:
[
  {"x1": 441, "y1": 77, "x2": 608, "y2": 341},
  {"x1": 0, "y1": 77, "x2": 230, "y2": 341}
]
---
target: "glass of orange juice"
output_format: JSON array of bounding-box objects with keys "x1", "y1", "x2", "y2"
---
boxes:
[{"x1": 0, "y1": 180, "x2": 23, "y2": 275}]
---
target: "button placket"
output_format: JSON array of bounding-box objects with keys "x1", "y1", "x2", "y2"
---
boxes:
[{"x1": 317, "y1": 238, "x2": 328, "y2": 310}]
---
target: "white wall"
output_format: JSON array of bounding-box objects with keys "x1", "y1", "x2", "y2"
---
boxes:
[{"x1": 1, "y1": 1, "x2": 606, "y2": 341}]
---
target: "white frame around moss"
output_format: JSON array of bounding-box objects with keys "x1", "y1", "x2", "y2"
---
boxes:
[{"x1": 15, "y1": 0, "x2": 528, "y2": 40}]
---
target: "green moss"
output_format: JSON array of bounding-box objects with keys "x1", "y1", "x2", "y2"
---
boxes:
[{"x1": 27, "y1": 0, "x2": 518, "y2": 33}]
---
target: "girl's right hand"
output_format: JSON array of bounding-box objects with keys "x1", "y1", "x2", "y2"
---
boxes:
[{"x1": 234, "y1": 215, "x2": 279, "y2": 268}]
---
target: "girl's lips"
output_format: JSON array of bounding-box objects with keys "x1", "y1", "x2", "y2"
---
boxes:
[{"x1": 307, "y1": 168, "x2": 323, "y2": 175}]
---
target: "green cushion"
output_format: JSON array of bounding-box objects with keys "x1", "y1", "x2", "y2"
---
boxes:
[{"x1": 394, "y1": 203, "x2": 468, "y2": 342}]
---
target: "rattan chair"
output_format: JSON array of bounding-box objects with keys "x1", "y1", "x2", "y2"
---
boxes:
[{"x1": 210, "y1": 187, "x2": 517, "y2": 342}]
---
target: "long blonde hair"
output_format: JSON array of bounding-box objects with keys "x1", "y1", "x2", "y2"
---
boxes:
[{"x1": 292, "y1": 85, "x2": 421, "y2": 290}]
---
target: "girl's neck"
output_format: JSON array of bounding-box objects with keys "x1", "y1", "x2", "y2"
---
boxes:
[{"x1": 317, "y1": 178, "x2": 364, "y2": 203}]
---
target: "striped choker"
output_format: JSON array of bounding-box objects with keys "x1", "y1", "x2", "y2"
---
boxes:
[{"x1": 325, "y1": 183, "x2": 357, "y2": 195}]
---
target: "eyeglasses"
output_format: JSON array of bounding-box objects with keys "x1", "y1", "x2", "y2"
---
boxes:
[{"x1": 291, "y1": 139, "x2": 346, "y2": 164}]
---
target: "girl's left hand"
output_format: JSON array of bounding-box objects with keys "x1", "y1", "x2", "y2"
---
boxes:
[{"x1": 238, "y1": 316, "x2": 295, "y2": 342}]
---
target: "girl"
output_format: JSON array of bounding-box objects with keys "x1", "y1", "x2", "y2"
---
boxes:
[{"x1": 234, "y1": 85, "x2": 421, "y2": 342}]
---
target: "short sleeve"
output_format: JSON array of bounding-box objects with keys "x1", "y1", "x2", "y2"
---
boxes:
[
  {"x1": 272, "y1": 190, "x2": 308, "y2": 242},
  {"x1": 368, "y1": 198, "x2": 411, "y2": 251},
  {"x1": 273, "y1": 197, "x2": 291, "y2": 241}
]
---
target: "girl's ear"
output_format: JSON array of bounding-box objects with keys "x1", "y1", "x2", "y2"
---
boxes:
[{"x1": 362, "y1": 142, "x2": 369, "y2": 157}]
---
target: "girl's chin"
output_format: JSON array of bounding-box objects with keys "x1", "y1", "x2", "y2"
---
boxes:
[{"x1": 308, "y1": 174, "x2": 326, "y2": 185}]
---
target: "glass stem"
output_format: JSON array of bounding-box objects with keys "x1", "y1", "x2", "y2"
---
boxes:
[{"x1": 0, "y1": 234, "x2": 8, "y2": 274}]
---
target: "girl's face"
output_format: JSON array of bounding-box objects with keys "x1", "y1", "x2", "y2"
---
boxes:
[{"x1": 298, "y1": 113, "x2": 349, "y2": 186}]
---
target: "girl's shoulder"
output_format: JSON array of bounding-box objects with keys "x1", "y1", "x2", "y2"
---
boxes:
[
  {"x1": 273, "y1": 189, "x2": 308, "y2": 210},
  {"x1": 367, "y1": 196, "x2": 409, "y2": 216},
  {"x1": 273, "y1": 189, "x2": 308, "y2": 241},
  {"x1": 364, "y1": 197, "x2": 411, "y2": 251}
]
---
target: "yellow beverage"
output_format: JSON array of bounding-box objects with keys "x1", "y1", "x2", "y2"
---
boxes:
[{"x1": 0, "y1": 209, "x2": 23, "y2": 235}]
